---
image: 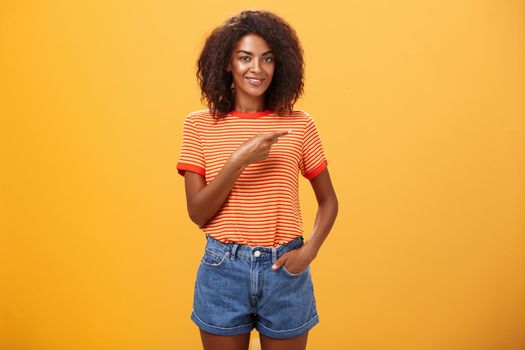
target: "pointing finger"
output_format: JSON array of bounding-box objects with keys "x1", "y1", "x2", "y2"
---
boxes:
[{"x1": 264, "y1": 130, "x2": 292, "y2": 139}]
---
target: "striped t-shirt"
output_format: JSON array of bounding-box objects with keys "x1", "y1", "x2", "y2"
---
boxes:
[{"x1": 177, "y1": 108, "x2": 328, "y2": 247}]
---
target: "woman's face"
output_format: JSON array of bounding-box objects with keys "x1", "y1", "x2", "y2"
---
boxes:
[{"x1": 226, "y1": 33, "x2": 275, "y2": 99}]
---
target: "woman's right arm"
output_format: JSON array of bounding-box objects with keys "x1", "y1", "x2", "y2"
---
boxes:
[
  {"x1": 183, "y1": 130, "x2": 290, "y2": 228},
  {"x1": 184, "y1": 153, "x2": 246, "y2": 228}
]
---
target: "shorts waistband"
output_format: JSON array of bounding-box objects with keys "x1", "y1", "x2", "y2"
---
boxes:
[{"x1": 204, "y1": 234, "x2": 305, "y2": 262}]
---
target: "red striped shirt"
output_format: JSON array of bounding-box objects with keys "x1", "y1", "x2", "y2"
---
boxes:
[{"x1": 177, "y1": 109, "x2": 328, "y2": 247}]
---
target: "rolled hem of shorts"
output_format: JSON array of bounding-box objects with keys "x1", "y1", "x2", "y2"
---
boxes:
[
  {"x1": 191, "y1": 310, "x2": 254, "y2": 336},
  {"x1": 256, "y1": 314, "x2": 320, "y2": 339}
]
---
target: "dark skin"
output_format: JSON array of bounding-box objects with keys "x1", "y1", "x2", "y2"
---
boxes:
[{"x1": 186, "y1": 33, "x2": 338, "y2": 350}]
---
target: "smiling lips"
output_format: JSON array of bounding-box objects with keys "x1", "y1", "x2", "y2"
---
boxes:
[{"x1": 246, "y1": 77, "x2": 265, "y2": 86}]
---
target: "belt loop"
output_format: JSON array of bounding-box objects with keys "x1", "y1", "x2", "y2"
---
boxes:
[
  {"x1": 271, "y1": 247, "x2": 277, "y2": 264},
  {"x1": 230, "y1": 243, "x2": 239, "y2": 260}
]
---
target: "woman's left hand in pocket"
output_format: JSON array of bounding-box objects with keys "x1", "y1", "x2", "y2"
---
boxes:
[{"x1": 272, "y1": 245, "x2": 316, "y2": 274}]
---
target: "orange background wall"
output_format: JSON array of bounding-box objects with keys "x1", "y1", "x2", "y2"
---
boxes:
[{"x1": 1, "y1": 1, "x2": 524, "y2": 349}]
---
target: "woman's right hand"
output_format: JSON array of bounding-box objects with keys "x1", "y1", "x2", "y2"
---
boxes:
[{"x1": 231, "y1": 130, "x2": 291, "y2": 168}]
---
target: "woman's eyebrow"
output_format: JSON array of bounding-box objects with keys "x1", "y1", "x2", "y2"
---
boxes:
[{"x1": 236, "y1": 50, "x2": 273, "y2": 55}]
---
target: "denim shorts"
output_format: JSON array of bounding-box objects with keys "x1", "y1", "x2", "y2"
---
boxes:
[{"x1": 191, "y1": 234, "x2": 319, "y2": 339}]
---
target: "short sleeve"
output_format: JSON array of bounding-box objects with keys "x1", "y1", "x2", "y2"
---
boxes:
[
  {"x1": 300, "y1": 115, "x2": 328, "y2": 179},
  {"x1": 176, "y1": 116, "x2": 206, "y2": 177}
]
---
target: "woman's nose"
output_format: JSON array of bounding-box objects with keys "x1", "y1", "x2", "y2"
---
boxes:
[{"x1": 250, "y1": 60, "x2": 261, "y2": 73}]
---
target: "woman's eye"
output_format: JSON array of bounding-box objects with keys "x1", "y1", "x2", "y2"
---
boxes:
[{"x1": 239, "y1": 56, "x2": 273, "y2": 63}]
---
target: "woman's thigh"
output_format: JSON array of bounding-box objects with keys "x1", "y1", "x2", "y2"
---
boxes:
[
  {"x1": 259, "y1": 331, "x2": 308, "y2": 350},
  {"x1": 199, "y1": 329, "x2": 251, "y2": 350}
]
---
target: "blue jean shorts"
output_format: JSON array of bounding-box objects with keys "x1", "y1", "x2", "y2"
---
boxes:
[{"x1": 191, "y1": 234, "x2": 319, "y2": 339}]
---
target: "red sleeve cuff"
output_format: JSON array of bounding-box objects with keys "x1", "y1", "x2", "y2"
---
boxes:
[
  {"x1": 304, "y1": 160, "x2": 328, "y2": 179},
  {"x1": 177, "y1": 162, "x2": 206, "y2": 177}
]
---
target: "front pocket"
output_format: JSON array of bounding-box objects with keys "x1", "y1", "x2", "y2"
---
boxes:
[
  {"x1": 282, "y1": 264, "x2": 309, "y2": 277},
  {"x1": 201, "y1": 247, "x2": 228, "y2": 267}
]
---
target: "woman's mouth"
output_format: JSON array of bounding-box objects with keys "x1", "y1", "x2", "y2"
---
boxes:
[{"x1": 246, "y1": 77, "x2": 264, "y2": 86}]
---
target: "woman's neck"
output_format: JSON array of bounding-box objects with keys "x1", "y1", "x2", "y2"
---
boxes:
[{"x1": 232, "y1": 94, "x2": 266, "y2": 113}]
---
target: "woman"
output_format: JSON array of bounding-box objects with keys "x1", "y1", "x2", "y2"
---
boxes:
[{"x1": 177, "y1": 9, "x2": 338, "y2": 350}]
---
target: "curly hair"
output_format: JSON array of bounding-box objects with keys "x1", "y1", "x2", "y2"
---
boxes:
[{"x1": 196, "y1": 10, "x2": 305, "y2": 119}]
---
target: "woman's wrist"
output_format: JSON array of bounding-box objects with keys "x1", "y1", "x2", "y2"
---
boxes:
[
  {"x1": 228, "y1": 152, "x2": 247, "y2": 171},
  {"x1": 302, "y1": 241, "x2": 318, "y2": 261}
]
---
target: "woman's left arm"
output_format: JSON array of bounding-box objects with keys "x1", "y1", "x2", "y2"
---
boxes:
[
  {"x1": 272, "y1": 167, "x2": 338, "y2": 271},
  {"x1": 302, "y1": 167, "x2": 339, "y2": 259}
]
